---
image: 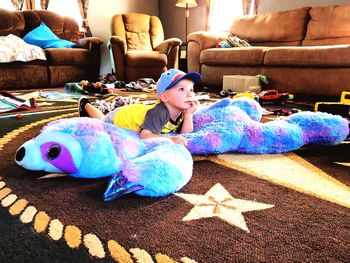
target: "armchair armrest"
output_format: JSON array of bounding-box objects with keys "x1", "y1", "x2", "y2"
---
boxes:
[
  {"x1": 109, "y1": 36, "x2": 128, "y2": 80},
  {"x1": 155, "y1": 38, "x2": 182, "y2": 54},
  {"x1": 77, "y1": 37, "x2": 103, "y2": 50},
  {"x1": 109, "y1": 36, "x2": 127, "y2": 55}
]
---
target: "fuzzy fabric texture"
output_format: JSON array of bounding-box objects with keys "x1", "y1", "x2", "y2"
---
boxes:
[
  {"x1": 184, "y1": 98, "x2": 348, "y2": 154},
  {"x1": 15, "y1": 118, "x2": 193, "y2": 199},
  {"x1": 15, "y1": 97, "x2": 349, "y2": 199}
]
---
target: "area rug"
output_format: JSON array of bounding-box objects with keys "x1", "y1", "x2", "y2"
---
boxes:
[{"x1": 0, "y1": 111, "x2": 350, "y2": 262}]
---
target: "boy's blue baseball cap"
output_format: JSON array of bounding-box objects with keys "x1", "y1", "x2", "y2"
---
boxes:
[{"x1": 157, "y1": 68, "x2": 201, "y2": 95}]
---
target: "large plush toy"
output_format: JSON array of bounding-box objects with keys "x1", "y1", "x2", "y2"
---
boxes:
[{"x1": 15, "y1": 98, "x2": 349, "y2": 200}]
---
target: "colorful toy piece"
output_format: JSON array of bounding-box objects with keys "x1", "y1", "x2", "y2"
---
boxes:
[
  {"x1": 340, "y1": 91, "x2": 350, "y2": 105},
  {"x1": 315, "y1": 91, "x2": 350, "y2": 117},
  {"x1": 258, "y1": 89, "x2": 290, "y2": 105},
  {"x1": 15, "y1": 98, "x2": 349, "y2": 200}
]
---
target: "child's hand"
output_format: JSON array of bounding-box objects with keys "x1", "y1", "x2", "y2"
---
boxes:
[
  {"x1": 185, "y1": 98, "x2": 200, "y2": 115},
  {"x1": 170, "y1": 135, "x2": 188, "y2": 146}
]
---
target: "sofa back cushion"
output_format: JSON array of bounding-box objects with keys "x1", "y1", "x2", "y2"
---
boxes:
[
  {"x1": 230, "y1": 7, "x2": 310, "y2": 46},
  {"x1": 0, "y1": 8, "x2": 25, "y2": 37},
  {"x1": 23, "y1": 10, "x2": 79, "y2": 42},
  {"x1": 303, "y1": 4, "x2": 350, "y2": 46}
]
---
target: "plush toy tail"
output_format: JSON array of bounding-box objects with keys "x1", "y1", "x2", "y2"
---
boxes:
[{"x1": 285, "y1": 111, "x2": 349, "y2": 145}]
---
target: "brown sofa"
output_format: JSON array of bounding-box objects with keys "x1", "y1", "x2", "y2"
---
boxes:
[
  {"x1": 187, "y1": 4, "x2": 350, "y2": 98},
  {"x1": 0, "y1": 9, "x2": 103, "y2": 90}
]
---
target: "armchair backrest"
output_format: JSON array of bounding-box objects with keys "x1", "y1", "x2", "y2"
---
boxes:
[{"x1": 111, "y1": 13, "x2": 165, "y2": 51}]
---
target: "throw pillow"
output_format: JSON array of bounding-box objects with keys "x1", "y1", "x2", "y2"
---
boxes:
[
  {"x1": 227, "y1": 34, "x2": 250, "y2": 47},
  {"x1": 216, "y1": 41, "x2": 232, "y2": 48},
  {"x1": 23, "y1": 22, "x2": 77, "y2": 49}
]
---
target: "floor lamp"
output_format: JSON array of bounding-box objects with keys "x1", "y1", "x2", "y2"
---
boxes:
[{"x1": 176, "y1": 0, "x2": 198, "y2": 42}]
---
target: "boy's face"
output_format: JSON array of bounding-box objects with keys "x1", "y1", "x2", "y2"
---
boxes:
[{"x1": 160, "y1": 79, "x2": 195, "y2": 110}]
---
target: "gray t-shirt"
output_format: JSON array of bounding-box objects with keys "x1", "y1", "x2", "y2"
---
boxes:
[{"x1": 142, "y1": 103, "x2": 183, "y2": 134}]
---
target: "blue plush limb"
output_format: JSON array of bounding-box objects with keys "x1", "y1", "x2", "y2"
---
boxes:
[
  {"x1": 185, "y1": 97, "x2": 349, "y2": 154},
  {"x1": 285, "y1": 111, "x2": 349, "y2": 145},
  {"x1": 104, "y1": 141, "x2": 193, "y2": 199}
]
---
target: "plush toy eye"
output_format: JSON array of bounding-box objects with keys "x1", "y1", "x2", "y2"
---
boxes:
[{"x1": 46, "y1": 144, "x2": 61, "y2": 160}]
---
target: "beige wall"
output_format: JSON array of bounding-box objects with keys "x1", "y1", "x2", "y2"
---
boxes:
[
  {"x1": 258, "y1": 0, "x2": 350, "y2": 13},
  {"x1": 159, "y1": 0, "x2": 207, "y2": 42},
  {"x1": 88, "y1": 0, "x2": 159, "y2": 74}
]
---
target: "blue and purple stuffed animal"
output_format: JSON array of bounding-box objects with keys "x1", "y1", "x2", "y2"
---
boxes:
[{"x1": 15, "y1": 98, "x2": 349, "y2": 200}]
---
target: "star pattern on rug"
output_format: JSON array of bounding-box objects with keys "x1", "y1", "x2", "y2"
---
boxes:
[
  {"x1": 175, "y1": 183, "x2": 274, "y2": 232},
  {"x1": 335, "y1": 162, "x2": 350, "y2": 167}
]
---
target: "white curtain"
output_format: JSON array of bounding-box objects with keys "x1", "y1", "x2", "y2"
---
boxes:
[
  {"x1": 207, "y1": 0, "x2": 243, "y2": 32},
  {"x1": 206, "y1": 0, "x2": 258, "y2": 32}
]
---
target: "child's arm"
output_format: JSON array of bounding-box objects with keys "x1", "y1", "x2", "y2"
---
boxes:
[
  {"x1": 140, "y1": 129, "x2": 188, "y2": 146},
  {"x1": 180, "y1": 99, "x2": 200, "y2": 134}
]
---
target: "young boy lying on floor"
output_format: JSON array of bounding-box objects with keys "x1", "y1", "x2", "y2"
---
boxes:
[{"x1": 78, "y1": 69, "x2": 201, "y2": 146}]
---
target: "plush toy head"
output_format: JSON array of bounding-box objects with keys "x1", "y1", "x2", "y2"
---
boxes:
[{"x1": 15, "y1": 118, "x2": 146, "y2": 178}]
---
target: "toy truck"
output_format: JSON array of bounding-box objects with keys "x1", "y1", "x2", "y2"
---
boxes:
[{"x1": 258, "y1": 89, "x2": 290, "y2": 105}]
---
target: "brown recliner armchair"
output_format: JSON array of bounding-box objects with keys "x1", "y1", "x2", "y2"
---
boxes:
[{"x1": 109, "y1": 13, "x2": 182, "y2": 82}]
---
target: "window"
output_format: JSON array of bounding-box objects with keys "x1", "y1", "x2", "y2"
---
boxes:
[
  {"x1": 0, "y1": 0, "x2": 17, "y2": 10},
  {"x1": 48, "y1": 0, "x2": 83, "y2": 30},
  {"x1": 0, "y1": 0, "x2": 83, "y2": 30},
  {"x1": 207, "y1": 0, "x2": 243, "y2": 32}
]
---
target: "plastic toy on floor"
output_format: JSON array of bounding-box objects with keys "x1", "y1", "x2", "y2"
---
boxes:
[
  {"x1": 15, "y1": 98, "x2": 349, "y2": 200},
  {"x1": 315, "y1": 91, "x2": 350, "y2": 117}
]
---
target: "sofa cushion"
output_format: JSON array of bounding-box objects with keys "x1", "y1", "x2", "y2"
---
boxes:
[
  {"x1": 264, "y1": 45, "x2": 350, "y2": 67},
  {"x1": 23, "y1": 22, "x2": 77, "y2": 48},
  {"x1": 230, "y1": 7, "x2": 310, "y2": 44},
  {"x1": 45, "y1": 48, "x2": 97, "y2": 65},
  {"x1": 200, "y1": 47, "x2": 267, "y2": 66},
  {"x1": 126, "y1": 51, "x2": 167, "y2": 67},
  {"x1": 303, "y1": 4, "x2": 350, "y2": 46},
  {"x1": 23, "y1": 10, "x2": 79, "y2": 42}
]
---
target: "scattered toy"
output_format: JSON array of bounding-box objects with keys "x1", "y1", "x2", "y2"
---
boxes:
[
  {"x1": 315, "y1": 91, "x2": 350, "y2": 117},
  {"x1": 258, "y1": 89, "x2": 290, "y2": 105},
  {"x1": 15, "y1": 113, "x2": 23, "y2": 119}
]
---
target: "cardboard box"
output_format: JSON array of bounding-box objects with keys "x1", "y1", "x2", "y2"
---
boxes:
[{"x1": 223, "y1": 75, "x2": 261, "y2": 93}]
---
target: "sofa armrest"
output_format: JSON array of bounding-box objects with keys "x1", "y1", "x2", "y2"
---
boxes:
[
  {"x1": 187, "y1": 31, "x2": 229, "y2": 73},
  {"x1": 188, "y1": 31, "x2": 229, "y2": 50},
  {"x1": 77, "y1": 37, "x2": 103, "y2": 50},
  {"x1": 155, "y1": 38, "x2": 182, "y2": 54}
]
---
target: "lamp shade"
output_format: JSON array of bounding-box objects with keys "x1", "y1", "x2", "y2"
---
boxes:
[{"x1": 176, "y1": 0, "x2": 198, "y2": 8}]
